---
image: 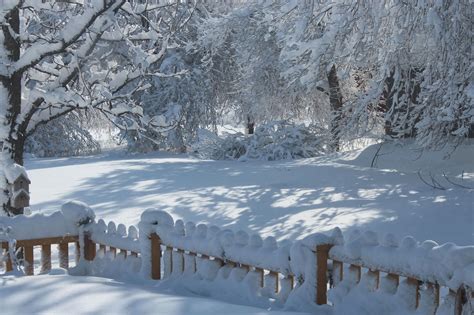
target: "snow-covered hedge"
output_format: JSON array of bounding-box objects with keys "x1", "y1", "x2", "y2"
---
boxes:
[{"x1": 192, "y1": 121, "x2": 328, "y2": 161}]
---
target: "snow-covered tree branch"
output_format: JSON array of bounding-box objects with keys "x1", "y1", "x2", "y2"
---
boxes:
[{"x1": 0, "y1": 0, "x2": 192, "y2": 215}]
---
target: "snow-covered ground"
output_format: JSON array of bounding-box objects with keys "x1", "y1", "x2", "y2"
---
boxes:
[
  {"x1": 26, "y1": 142, "x2": 473, "y2": 245},
  {"x1": 2, "y1": 142, "x2": 472, "y2": 314},
  {"x1": 0, "y1": 272, "x2": 307, "y2": 315}
]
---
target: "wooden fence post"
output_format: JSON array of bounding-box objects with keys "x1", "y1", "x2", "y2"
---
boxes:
[
  {"x1": 41, "y1": 244, "x2": 51, "y2": 273},
  {"x1": 24, "y1": 245, "x2": 34, "y2": 275},
  {"x1": 83, "y1": 233, "x2": 96, "y2": 261},
  {"x1": 316, "y1": 244, "x2": 332, "y2": 305},
  {"x1": 150, "y1": 232, "x2": 161, "y2": 280}
]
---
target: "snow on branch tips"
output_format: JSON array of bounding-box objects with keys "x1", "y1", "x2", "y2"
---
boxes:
[{"x1": 0, "y1": 1, "x2": 191, "y2": 215}]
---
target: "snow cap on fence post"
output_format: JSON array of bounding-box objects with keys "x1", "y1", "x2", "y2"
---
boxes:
[
  {"x1": 286, "y1": 227, "x2": 342, "y2": 310},
  {"x1": 138, "y1": 209, "x2": 174, "y2": 279},
  {"x1": 61, "y1": 200, "x2": 95, "y2": 228},
  {"x1": 138, "y1": 208, "x2": 174, "y2": 237}
]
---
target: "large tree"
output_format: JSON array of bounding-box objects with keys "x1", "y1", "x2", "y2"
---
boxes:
[{"x1": 0, "y1": 0, "x2": 195, "y2": 215}]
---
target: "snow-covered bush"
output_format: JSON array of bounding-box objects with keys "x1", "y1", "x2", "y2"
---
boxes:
[
  {"x1": 193, "y1": 121, "x2": 328, "y2": 161},
  {"x1": 25, "y1": 114, "x2": 100, "y2": 158}
]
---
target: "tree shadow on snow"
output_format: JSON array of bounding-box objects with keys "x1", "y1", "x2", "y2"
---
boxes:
[{"x1": 29, "y1": 155, "x2": 473, "y2": 245}]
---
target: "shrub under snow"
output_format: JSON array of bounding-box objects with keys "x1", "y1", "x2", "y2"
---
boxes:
[{"x1": 193, "y1": 121, "x2": 328, "y2": 161}]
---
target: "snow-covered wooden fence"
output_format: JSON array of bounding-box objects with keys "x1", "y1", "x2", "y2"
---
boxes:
[
  {"x1": 1, "y1": 235, "x2": 79, "y2": 275},
  {"x1": 1, "y1": 202, "x2": 472, "y2": 314}
]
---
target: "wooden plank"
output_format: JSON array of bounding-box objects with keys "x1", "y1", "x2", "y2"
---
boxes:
[
  {"x1": 109, "y1": 246, "x2": 117, "y2": 257},
  {"x1": 163, "y1": 247, "x2": 173, "y2": 277},
  {"x1": 387, "y1": 273, "x2": 399, "y2": 286},
  {"x1": 332, "y1": 260, "x2": 343, "y2": 286},
  {"x1": 427, "y1": 282, "x2": 440, "y2": 313},
  {"x1": 59, "y1": 242, "x2": 69, "y2": 269},
  {"x1": 163, "y1": 244, "x2": 294, "y2": 277},
  {"x1": 24, "y1": 245, "x2": 34, "y2": 275},
  {"x1": 172, "y1": 250, "x2": 185, "y2": 274},
  {"x1": 316, "y1": 244, "x2": 332, "y2": 305},
  {"x1": 349, "y1": 264, "x2": 361, "y2": 283},
  {"x1": 407, "y1": 277, "x2": 421, "y2": 308},
  {"x1": 454, "y1": 285, "x2": 467, "y2": 315},
  {"x1": 150, "y1": 233, "x2": 161, "y2": 280},
  {"x1": 41, "y1": 244, "x2": 51, "y2": 273},
  {"x1": 328, "y1": 254, "x2": 447, "y2": 288},
  {"x1": 120, "y1": 249, "x2": 127, "y2": 258},
  {"x1": 269, "y1": 271, "x2": 279, "y2": 293},
  {"x1": 256, "y1": 267, "x2": 264, "y2": 287},
  {"x1": 6, "y1": 256, "x2": 13, "y2": 271},
  {"x1": 366, "y1": 269, "x2": 380, "y2": 290},
  {"x1": 286, "y1": 274, "x2": 294, "y2": 290},
  {"x1": 84, "y1": 233, "x2": 96, "y2": 261},
  {"x1": 75, "y1": 241, "x2": 81, "y2": 264},
  {"x1": 131, "y1": 251, "x2": 138, "y2": 257},
  {"x1": 2, "y1": 242, "x2": 13, "y2": 272},
  {"x1": 16, "y1": 235, "x2": 78, "y2": 247},
  {"x1": 240, "y1": 263, "x2": 250, "y2": 272}
]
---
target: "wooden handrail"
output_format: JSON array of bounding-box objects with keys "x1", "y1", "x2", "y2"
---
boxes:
[
  {"x1": 328, "y1": 256, "x2": 472, "y2": 314},
  {"x1": 150, "y1": 239, "x2": 295, "y2": 278},
  {"x1": 1, "y1": 235, "x2": 79, "y2": 275},
  {"x1": 148, "y1": 233, "x2": 302, "y2": 301}
]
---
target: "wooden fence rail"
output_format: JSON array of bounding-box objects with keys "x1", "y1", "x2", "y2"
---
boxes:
[
  {"x1": 148, "y1": 233, "x2": 471, "y2": 314},
  {"x1": 1, "y1": 235, "x2": 79, "y2": 275},
  {"x1": 1, "y1": 227, "x2": 471, "y2": 314},
  {"x1": 328, "y1": 252, "x2": 472, "y2": 315},
  {"x1": 149, "y1": 232, "x2": 295, "y2": 293}
]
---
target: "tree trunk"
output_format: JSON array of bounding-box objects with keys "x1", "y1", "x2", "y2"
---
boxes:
[
  {"x1": 1, "y1": 5, "x2": 24, "y2": 216},
  {"x1": 468, "y1": 124, "x2": 474, "y2": 138},
  {"x1": 327, "y1": 65, "x2": 343, "y2": 152},
  {"x1": 246, "y1": 115, "x2": 255, "y2": 135}
]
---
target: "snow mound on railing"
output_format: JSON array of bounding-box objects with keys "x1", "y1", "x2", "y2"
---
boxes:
[
  {"x1": 329, "y1": 229, "x2": 474, "y2": 290},
  {"x1": 140, "y1": 209, "x2": 304, "y2": 274},
  {"x1": 0, "y1": 200, "x2": 95, "y2": 240},
  {"x1": 88, "y1": 219, "x2": 140, "y2": 253}
]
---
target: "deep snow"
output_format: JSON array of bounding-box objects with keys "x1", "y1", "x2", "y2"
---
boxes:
[
  {"x1": 0, "y1": 272, "x2": 308, "y2": 315},
  {"x1": 26, "y1": 142, "x2": 473, "y2": 245},
  {"x1": 2, "y1": 142, "x2": 472, "y2": 315}
]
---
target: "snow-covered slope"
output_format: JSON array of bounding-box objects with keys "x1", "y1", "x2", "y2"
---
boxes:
[{"x1": 26, "y1": 143, "x2": 473, "y2": 245}]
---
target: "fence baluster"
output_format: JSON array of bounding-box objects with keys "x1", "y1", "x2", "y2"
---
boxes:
[
  {"x1": 41, "y1": 244, "x2": 51, "y2": 273},
  {"x1": 84, "y1": 233, "x2": 96, "y2": 261},
  {"x1": 150, "y1": 233, "x2": 161, "y2": 280},
  {"x1": 24, "y1": 245, "x2": 34, "y2": 275},
  {"x1": 59, "y1": 242, "x2": 69, "y2": 269}
]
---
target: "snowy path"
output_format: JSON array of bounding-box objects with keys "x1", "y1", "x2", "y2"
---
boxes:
[
  {"x1": 0, "y1": 273, "x2": 307, "y2": 315},
  {"x1": 26, "y1": 144, "x2": 473, "y2": 245}
]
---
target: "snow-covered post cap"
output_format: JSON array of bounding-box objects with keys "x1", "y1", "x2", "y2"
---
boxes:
[
  {"x1": 61, "y1": 200, "x2": 95, "y2": 227},
  {"x1": 138, "y1": 209, "x2": 174, "y2": 280},
  {"x1": 138, "y1": 208, "x2": 174, "y2": 237}
]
